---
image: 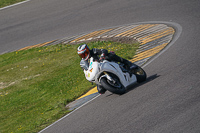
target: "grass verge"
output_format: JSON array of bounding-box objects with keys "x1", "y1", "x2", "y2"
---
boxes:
[
  {"x1": 0, "y1": 0, "x2": 25, "y2": 8},
  {"x1": 0, "y1": 41, "x2": 139, "y2": 133}
]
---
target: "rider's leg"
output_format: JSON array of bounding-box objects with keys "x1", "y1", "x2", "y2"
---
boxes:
[
  {"x1": 107, "y1": 53, "x2": 133, "y2": 69},
  {"x1": 107, "y1": 53, "x2": 138, "y2": 70}
]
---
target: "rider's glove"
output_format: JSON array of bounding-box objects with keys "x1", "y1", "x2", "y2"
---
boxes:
[
  {"x1": 99, "y1": 53, "x2": 105, "y2": 62},
  {"x1": 110, "y1": 51, "x2": 115, "y2": 54},
  {"x1": 80, "y1": 59, "x2": 89, "y2": 71}
]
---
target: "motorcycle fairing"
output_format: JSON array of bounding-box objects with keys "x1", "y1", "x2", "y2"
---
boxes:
[
  {"x1": 84, "y1": 58, "x2": 99, "y2": 82},
  {"x1": 95, "y1": 60, "x2": 137, "y2": 88}
]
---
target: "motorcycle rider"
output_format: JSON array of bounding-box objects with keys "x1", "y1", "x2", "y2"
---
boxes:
[{"x1": 77, "y1": 44, "x2": 136, "y2": 94}]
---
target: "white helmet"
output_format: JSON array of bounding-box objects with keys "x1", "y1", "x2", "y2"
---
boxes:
[{"x1": 77, "y1": 44, "x2": 90, "y2": 60}]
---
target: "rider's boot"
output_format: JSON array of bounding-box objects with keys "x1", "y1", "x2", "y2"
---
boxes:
[
  {"x1": 122, "y1": 59, "x2": 138, "y2": 70},
  {"x1": 122, "y1": 59, "x2": 138, "y2": 76}
]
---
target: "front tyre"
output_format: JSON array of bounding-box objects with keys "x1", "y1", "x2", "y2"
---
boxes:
[{"x1": 100, "y1": 77, "x2": 126, "y2": 95}]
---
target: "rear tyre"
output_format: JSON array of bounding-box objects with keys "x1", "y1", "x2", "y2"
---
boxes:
[
  {"x1": 131, "y1": 66, "x2": 147, "y2": 83},
  {"x1": 100, "y1": 76, "x2": 126, "y2": 95}
]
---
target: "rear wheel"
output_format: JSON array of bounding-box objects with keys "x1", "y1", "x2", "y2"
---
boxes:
[
  {"x1": 100, "y1": 74, "x2": 126, "y2": 95},
  {"x1": 131, "y1": 66, "x2": 147, "y2": 83}
]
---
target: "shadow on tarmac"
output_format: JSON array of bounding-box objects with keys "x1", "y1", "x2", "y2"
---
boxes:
[
  {"x1": 127, "y1": 74, "x2": 160, "y2": 93},
  {"x1": 105, "y1": 74, "x2": 160, "y2": 97}
]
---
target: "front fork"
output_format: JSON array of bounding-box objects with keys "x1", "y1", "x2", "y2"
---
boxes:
[{"x1": 99, "y1": 72, "x2": 116, "y2": 84}]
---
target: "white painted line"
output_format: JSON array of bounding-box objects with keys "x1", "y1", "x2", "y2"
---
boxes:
[
  {"x1": 38, "y1": 94, "x2": 101, "y2": 133},
  {"x1": 0, "y1": 0, "x2": 31, "y2": 11}
]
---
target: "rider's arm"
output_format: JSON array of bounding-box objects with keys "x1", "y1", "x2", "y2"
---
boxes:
[
  {"x1": 92, "y1": 48, "x2": 108, "y2": 55},
  {"x1": 80, "y1": 59, "x2": 89, "y2": 71},
  {"x1": 92, "y1": 48, "x2": 108, "y2": 62}
]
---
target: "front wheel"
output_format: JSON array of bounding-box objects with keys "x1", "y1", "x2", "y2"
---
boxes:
[
  {"x1": 100, "y1": 75, "x2": 126, "y2": 95},
  {"x1": 132, "y1": 66, "x2": 147, "y2": 83}
]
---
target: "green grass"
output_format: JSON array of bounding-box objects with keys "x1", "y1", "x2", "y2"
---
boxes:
[
  {"x1": 0, "y1": 41, "x2": 139, "y2": 133},
  {"x1": 0, "y1": 0, "x2": 25, "y2": 8}
]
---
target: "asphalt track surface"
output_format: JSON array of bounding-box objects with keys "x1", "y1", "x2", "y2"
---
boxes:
[{"x1": 1, "y1": 0, "x2": 200, "y2": 132}]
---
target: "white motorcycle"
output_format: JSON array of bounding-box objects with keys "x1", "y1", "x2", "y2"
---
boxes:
[{"x1": 80, "y1": 57, "x2": 146, "y2": 94}]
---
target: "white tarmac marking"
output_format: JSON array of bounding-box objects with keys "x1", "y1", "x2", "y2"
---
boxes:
[
  {"x1": 0, "y1": 0, "x2": 31, "y2": 11},
  {"x1": 38, "y1": 94, "x2": 101, "y2": 133}
]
